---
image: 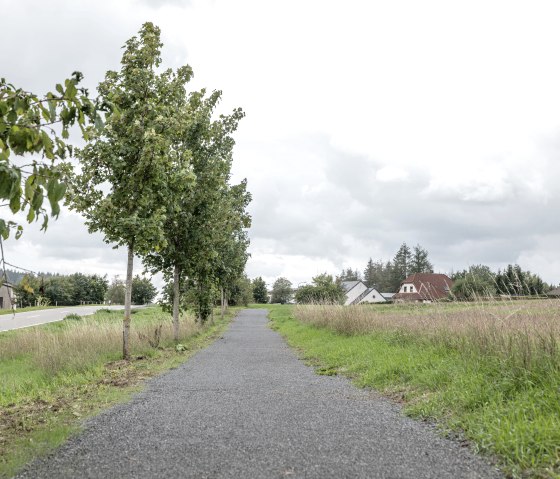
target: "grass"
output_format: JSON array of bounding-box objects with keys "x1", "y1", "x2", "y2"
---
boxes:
[
  {"x1": 263, "y1": 302, "x2": 560, "y2": 478},
  {"x1": 0, "y1": 305, "x2": 239, "y2": 478}
]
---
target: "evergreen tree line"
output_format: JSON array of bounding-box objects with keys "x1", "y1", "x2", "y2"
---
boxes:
[{"x1": 339, "y1": 242, "x2": 434, "y2": 292}]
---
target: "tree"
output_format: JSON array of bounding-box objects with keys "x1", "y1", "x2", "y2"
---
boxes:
[
  {"x1": 252, "y1": 277, "x2": 268, "y2": 304},
  {"x1": 71, "y1": 23, "x2": 183, "y2": 359},
  {"x1": 392, "y1": 242, "x2": 412, "y2": 286},
  {"x1": 43, "y1": 273, "x2": 108, "y2": 305},
  {"x1": 0, "y1": 72, "x2": 102, "y2": 239},
  {"x1": 106, "y1": 277, "x2": 126, "y2": 304},
  {"x1": 144, "y1": 88, "x2": 248, "y2": 328},
  {"x1": 295, "y1": 274, "x2": 345, "y2": 304},
  {"x1": 131, "y1": 275, "x2": 157, "y2": 305},
  {"x1": 495, "y1": 264, "x2": 546, "y2": 296},
  {"x1": 14, "y1": 274, "x2": 39, "y2": 307},
  {"x1": 227, "y1": 274, "x2": 253, "y2": 307},
  {"x1": 363, "y1": 258, "x2": 394, "y2": 290},
  {"x1": 212, "y1": 180, "x2": 251, "y2": 319},
  {"x1": 410, "y1": 244, "x2": 433, "y2": 274},
  {"x1": 452, "y1": 269, "x2": 495, "y2": 299},
  {"x1": 44, "y1": 275, "x2": 74, "y2": 306},
  {"x1": 270, "y1": 277, "x2": 293, "y2": 304},
  {"x1": 337, "y1": 268, "x2": 361, "y2": 282}
]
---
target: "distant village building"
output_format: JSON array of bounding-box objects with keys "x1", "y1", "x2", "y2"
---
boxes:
[
  {"x1": 0, "y1": 282, "x2": 16, "y2": 310},
  {"x1": 392, "y1": 273, "x2": 453, "y2": 303},
  {"x1": 341, "y1": 281, "x2": 390, "y2": 305}
]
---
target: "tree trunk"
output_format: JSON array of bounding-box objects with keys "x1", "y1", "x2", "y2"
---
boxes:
[
  {"x1": 173, "y1": 264, "x2": 180, "y2": 342},
  {"x1": 221, "y1": 287, "x2": 225, "y2": 320},
  {"x1": 123, "y1": 243, "x2": 134, "y2": 360}
]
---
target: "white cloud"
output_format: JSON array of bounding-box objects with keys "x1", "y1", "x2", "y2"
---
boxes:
[{"x1": 2, "y1": 0, "x2": 560, "y2": 288}]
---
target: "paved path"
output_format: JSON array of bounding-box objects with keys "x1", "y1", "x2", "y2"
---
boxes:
[
  {"x1": 17, "y1": 309, "x2": 501, "y2": 478},
  {"x1": 0, "y1": 305, "x2": 139, "y2": 332}
]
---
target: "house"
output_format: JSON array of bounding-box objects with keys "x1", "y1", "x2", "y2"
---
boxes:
[
  {"x1": 0, "y1": 282, "x2": 16, "y2": 310},
  {"x1": 341, "y1": 281, "x2": 387, "y2": 305},
  {"x1": 392, "y1": 273, "x2": 453, "y2": 303}
]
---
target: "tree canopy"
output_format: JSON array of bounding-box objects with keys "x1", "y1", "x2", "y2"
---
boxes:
[
  {"x1": 295, "y1": 274, "x2": 345, "y2": 304},
  {"x1": 252, "y1": 277, "x2": 268, "y2": 304},
  {"x1": 270, "y1": 277, "x2": 293, "y2": 304},
  {"x1": 0, "y1": 72, "x2": 103, "y2": 239}
]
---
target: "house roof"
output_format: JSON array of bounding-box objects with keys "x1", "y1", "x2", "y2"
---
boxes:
[
  {"x1": 547, "y1": 287, "x2": 560, "y2": 296},
  {"x1": 341, "y1": 281, "x2": 361, "y2": 292},
  {"x1": 393, "y1": 273, "x2": 453, "y2": 301}
]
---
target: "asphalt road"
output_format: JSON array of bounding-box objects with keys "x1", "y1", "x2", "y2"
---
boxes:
[
  {"x1": 16, "y1": 309, "x2": 501, "y2": 478},
  {"x1": 0, "y1": 305, "x2": 131, "y2": 332}
]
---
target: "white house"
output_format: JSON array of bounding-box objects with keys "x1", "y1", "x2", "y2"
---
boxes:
[{"x1": 341, "y1": 281, "x2": 387, "y2": 305}]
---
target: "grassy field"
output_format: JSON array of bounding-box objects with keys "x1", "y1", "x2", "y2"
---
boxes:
[
  {"x1": 0, "y1": 306, "x2": 238, "y2": 478},
  {"x1": 263, "y1": 301, "x2": 560, "y2": 478}
]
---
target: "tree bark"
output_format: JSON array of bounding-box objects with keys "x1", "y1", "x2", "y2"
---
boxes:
[
  {"x1": 221, "y1": 287, "x2": 225, "y2": 320},
  {"x1": 173, "y1": 264, "x2": 180, "y2": 342},
  {"x1": 123, "y1": 243, "x2": 134, "y2": 360}
]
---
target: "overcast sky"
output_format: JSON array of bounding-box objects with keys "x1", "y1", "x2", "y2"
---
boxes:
[{"x1": 2, "y1": 0, "x2": 560, "y2": 289}]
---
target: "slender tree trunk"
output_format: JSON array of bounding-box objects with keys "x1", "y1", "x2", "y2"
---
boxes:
[
  {"x1": 123, "y1": 243, "x2": 134, "y2": 360},
  {"x1": 221, "y1": 287, "x2": 225, "y2": 320},
  {"x1": 173, "y1": 264, "x2": 180, "y2": 342}
]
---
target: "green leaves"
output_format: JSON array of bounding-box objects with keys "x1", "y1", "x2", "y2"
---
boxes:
[{"x1": 0, "y1": 72, "x2": 105, "y2": 239}]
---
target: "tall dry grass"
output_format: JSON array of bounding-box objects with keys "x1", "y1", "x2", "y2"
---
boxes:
[
  {"x1": 0, "y1": 310, "x2": 202, "y2": 376},
  {"x1": 294, "y1": 299, "x2": 560, "y2": 372}
]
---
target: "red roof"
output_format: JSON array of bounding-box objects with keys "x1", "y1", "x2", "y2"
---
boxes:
[{"x1": 393, "y1": 273, "x2": 453, "y2": 301}]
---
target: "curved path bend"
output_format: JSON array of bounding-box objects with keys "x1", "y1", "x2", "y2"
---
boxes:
[{"x1": 18, "y1": 309, "x2": 501, "y2": 478}]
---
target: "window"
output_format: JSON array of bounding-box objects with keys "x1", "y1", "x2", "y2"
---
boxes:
[
  {"x1": 403, "y1": 286, "x2": 407, "y2": 293},
  {"x1": 410, "y1": 286, "x2": 414, "y2": 292}
]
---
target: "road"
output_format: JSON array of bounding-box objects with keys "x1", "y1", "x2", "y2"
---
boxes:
[
  {"x1": 16, "y1": 309, "x2": 501, "y2": 478},
  {"x1": 0, "y1": 305, "x2": 132, "y2": 332}
]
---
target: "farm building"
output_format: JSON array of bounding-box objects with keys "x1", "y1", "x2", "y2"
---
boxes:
[
  {"x1": 341, "y1": 281, "x2": 388, "y2": 305},
  {"x1": 0, "y1": 282, "x2": 16, "y2": 310},
  {"x1": 392, "y1": 273, "x2": 453, "y2": 303}
]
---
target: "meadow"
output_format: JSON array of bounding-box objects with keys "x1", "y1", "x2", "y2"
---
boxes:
[
  {"x1": 265, "y1": 300, "x2": 560, "y2": 478},
  {"x1": 0, "y1": 306, "x2": 235, "y2": 477}
]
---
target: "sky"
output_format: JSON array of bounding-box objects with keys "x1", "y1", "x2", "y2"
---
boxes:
[{"x1": 2, "y1": 0, "x2": 560, "y2": 290}]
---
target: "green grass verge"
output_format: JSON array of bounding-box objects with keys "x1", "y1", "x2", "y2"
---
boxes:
[
  {"x1": 0, "y1": 306, "x2": 239, "y2": 478},
  {"x1": 263, "y1": 304, "x2": 560, "y2": 479}
]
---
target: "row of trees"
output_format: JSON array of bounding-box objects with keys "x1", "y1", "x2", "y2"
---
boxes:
[
  {"x1": 12, "y1": 273, "x2": 157, "y2": 307},
  {"x1": 2, "y1": 23, "x2": 251, "y2": 359},
  {"x1": 338, "y1": 243, "x2": 433, "y2": 292},
  {"x1": 264, "y1": 275, "x2": 345, "y2": 305},
  {"x1": 73, "y1": 24, "x2": 251, "y2": 357},
  {"x1": 451, "y1": 264, "x2": 549, "y2": 299}
]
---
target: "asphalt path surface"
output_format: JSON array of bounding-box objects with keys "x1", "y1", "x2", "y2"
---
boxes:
[
  {"x1": 0, "y1": 305, "x2": 133, "y2": 332},
  {"x1": 17, "y1": 309, "x2": 501, "y2": 478}
]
